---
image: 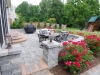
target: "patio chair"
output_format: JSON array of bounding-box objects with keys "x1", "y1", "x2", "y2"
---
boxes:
[
  {"x1": 38, "y1": 34, "x2": 48, "y2": 42},
  {"x1": 61, "y1": 32, "x2": 69, "y2": 41},
  {"x1": 37, "y1": 29, "x2": 49, "y2": 42},
  {"x1": 54, "y1": 32, "x2": 69, "y2": 43}
]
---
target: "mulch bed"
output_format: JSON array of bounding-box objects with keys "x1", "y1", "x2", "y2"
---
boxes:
[{"x1": 50, "y1": 56, "x2": 100, "y2": 75}]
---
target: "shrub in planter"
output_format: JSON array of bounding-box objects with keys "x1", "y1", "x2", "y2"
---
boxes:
[
  {"x1": 85, "y1": 34, "x2": 100, "y2": 56},
  {"x1": 59, "y1": 41, "x2": 94, "y2": 75}
]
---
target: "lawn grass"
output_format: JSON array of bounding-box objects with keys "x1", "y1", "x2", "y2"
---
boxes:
[{"x1": 56, "y1": 27, "x2": 100, "y2": 37}]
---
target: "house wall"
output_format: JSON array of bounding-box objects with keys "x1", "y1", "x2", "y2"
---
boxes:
[{"x1": 9, "y1": 4, "x2": 17, "y2": 25}]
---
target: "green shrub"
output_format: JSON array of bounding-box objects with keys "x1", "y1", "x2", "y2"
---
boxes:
[
  {"x1": 55, "y1": 23, "x2": 57, "y2": 29},
  {"x1": 47, "y1": 18, "x2": 56, "y2": 23},
  {"x1": 11, "y1": 14, "x2": 24, "y2": 29},
  {"x1": 11, "y1": 21, "x2": 18, "y2": 29},
  {"x1": 37, "y1": 21, "x2": 40, "y2": 28},
  {"x1": 44, "y1": 21, "x2": 47, "y2": 28},
  {"x1": 31, "y1": 17, "x2": 38, "y2": 22},
  {"x1": 49, "y1": 22, "x2": 52, "y2": 28}
]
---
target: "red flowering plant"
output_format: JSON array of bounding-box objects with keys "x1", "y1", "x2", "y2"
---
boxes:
[
  {"x1": 59, "y1": 40, "x2": 94, "y2": 75},
  {"x1": 85, "y1": 34, "x2": 100, "y2": 56}
]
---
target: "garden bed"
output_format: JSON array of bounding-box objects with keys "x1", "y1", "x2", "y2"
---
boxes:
[{"x1": 50, "y1": 56, "x2": 100, "y2": 75}]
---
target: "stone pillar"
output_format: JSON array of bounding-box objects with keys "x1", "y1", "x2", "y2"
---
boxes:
[
  {"x1": 42, "y1": 40, "x2": 61, "y2": 69},
  {"x1": 0, "y1": 44, "x2": 22, "y2": 75}
]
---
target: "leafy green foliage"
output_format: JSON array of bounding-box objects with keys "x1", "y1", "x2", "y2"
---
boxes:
[
  {"x1": 44, "y1": 21, "x2": 47, "y2": 28},
  {"x1": 11, "y1": 14, "x2": 25, "y2": 29},
  {"x1": 37, "y1": 20, "x2": 40, "y2": 28},
  {"x1": 47, "y1": 18, "x2": 56, "y2": 23},
  {"x1": 15, "y1": 0, "x2": 100, "y2": 28},
  {"x1": 16, "y1": 1, "x2": 39, "y2": 22},
  {"x1": 55, "y1": 23, "x2": 57, "y2": 29},
  {"x1": 47, "y1": 0, "x2": 64, "y2": 23},
  {"x1": 49, "y1": 22, "x2": 52, "y2": 28},
  {"x1": 64, "y1": 0, "x2": 99, "y2": 28}
]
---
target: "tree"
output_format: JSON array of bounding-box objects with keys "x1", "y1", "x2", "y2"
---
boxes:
[
  {"x1": 64, "y1": 0, "x2": 99, "y2": 28},
  {"x1": 48, "y1": 0, "x2": 64, "y2": 23},
  {"x1": 39, "y1": 0, "x2": 49, "y2": 21},
  {"x1": 16, "y1": 1, "x2": 39, "y2": 22},
  {"x1": 39, "y1": 0, "x2": 64, "y2": 23},
  {"x1": 16, "y1": 1, "x2": 29, "y2": 19}
]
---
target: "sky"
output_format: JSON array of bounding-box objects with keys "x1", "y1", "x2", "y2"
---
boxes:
[
  {"x1": 11, "y1": 0, "x2": 42, "y2": 7},
  {"x1": 11, "y1": 0, "x2": 66, "y2": 7}
]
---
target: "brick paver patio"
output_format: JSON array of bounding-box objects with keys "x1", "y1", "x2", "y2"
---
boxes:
[{"x1": 10, "y1": 29, "x2": 100, "y2": 75}]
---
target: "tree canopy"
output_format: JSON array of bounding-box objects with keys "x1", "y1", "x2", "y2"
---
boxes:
[{"x1": 15, "y1": 0, "x2": 100, "y2": 28}]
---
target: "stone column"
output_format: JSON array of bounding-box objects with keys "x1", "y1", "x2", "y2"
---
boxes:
[{"x1": 42, "y1": 40, "x2": 61, "y2": 69}]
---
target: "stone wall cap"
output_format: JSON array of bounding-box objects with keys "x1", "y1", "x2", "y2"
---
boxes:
[
  {"x1": 8, "y1": 47, "x2": 22, "y2": 55},
  {"x1": 0, "y1": 49, "x2": 8, "y2": 57},
  {"x1": 42, "y1": 40, "x2": 61, "y2": 48},
  {"x1": 12, "y1": 44, "x2": 21, "y2": 47}
]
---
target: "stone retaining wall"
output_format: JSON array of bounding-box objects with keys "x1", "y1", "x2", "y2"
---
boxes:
[{"x1": 0, "y1": 44, "x2": 22, "y2": 75}]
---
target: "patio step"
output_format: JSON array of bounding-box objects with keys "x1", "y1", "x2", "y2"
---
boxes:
[
  {"x1": 11, "y1": 31, "x2": 27, "y2": 43},
  {"x1": 21, "y1": 58, "x2": 53, "y2": 75}
]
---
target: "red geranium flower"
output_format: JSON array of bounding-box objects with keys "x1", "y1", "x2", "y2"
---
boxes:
[
  {"x1": 77, "y1": 53, "x2": 82, "y2": 57},
  {"x1": 62, "y1": 42, "x2": 69, "y2": 46},
  {"x1": 68, "y1": 40, "x2": 72, "y2": 43},
  {"x1": 66, "y1": 48, "x2": 69, "y2": 51},
  {"x1": 97, "y1": 38, "x2": 100, "y2": 41},
  {"x1": 64, "y1": 61, "x2": 72, "y2": 67},
  {"x1": 76, "y1": 57, "x2": 83, "y2": 61},
  {"x1": 63, "y1": 52, "x2": 67, "y2": 56},
  {"x1": 82, "y1": 50, "x2": 87, "y2": 55},
  {"x1": 72, "y1": 42, "x2": 78, "y2": 45},
  {"x1": 69, "y1": 46, "x2": 73, "y2": 50},
  {"x1": 72, "y1": 50, "x2": 78, "y2": 55},
  {"x1": 59, "y1": 50, "x2": 62, "y2": 53},
  {"x1": 74, "y1": 62, "x2": 80, "y2": 68}
]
